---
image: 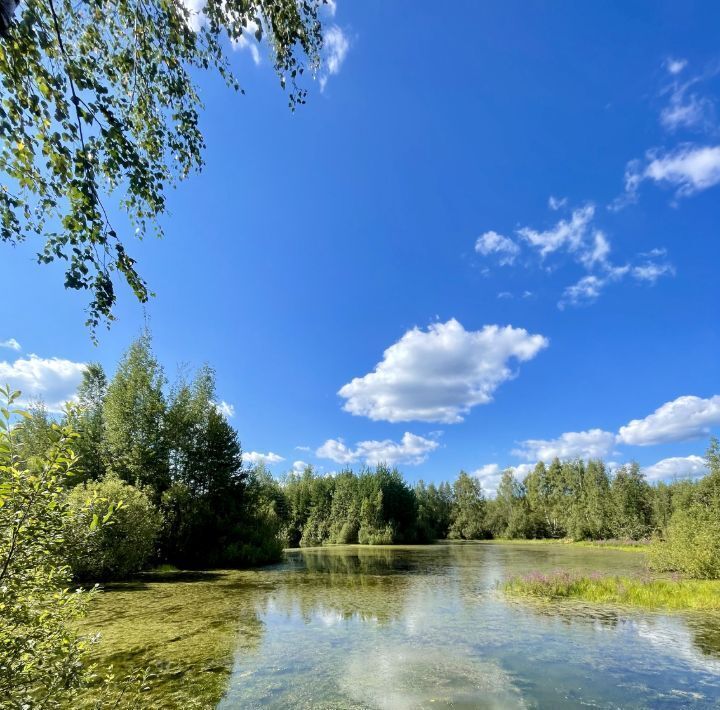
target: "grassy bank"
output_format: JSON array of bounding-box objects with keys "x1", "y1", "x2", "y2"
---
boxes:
[
  {"x1": 480, "y1": 538, "x2": 650, "y2": 553},
  {"x1": 503, "y1": 571, "x2": 720, "y2": 611}
]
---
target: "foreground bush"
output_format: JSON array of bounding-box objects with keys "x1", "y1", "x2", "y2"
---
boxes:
[
  {"x1": 503, "y1": 571, "x2": 720, "y2": 611},
  {"x1": 649, "y1": 506, "x2": 720, "y2": 579},
  {"x1": 66, "y1": 475, "x2": 162, "y2": 580},
  {"x1": 0, "y1": 388, "x2": 94, "y2": 707},
  {"x1": 649, "y1": 440, "x2": 720, "y2": 579}
]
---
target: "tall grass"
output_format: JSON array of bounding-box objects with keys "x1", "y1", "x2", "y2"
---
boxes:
[
  {"x1": 481, "y1": 539, "x2": 650, "y2": 553},
  {"x1": 503, "y1": 571, "x2": 720, "y2": 611}
]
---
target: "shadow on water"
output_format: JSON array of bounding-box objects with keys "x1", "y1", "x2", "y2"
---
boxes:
[{"x1": 99, "y1": 570, "x2": 228, "y2": 592}]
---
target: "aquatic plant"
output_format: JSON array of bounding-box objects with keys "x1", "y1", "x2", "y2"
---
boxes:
[{"x1": 503, "y1": 570, "x2": 720, "y2": 611}]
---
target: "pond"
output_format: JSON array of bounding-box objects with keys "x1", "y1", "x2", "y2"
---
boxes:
[{"x1": 78, "y1": 542, "x2": 720, "y2": 708}]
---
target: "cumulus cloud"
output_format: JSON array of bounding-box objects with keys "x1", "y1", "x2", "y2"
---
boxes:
[
  {"x1": 316, "y1": 432, "x2": 439, "y2": 466},
  {"x1": 475, "y1": 231, "x2": 520, "y2": 265},
  {"x1": 0, "y1": 338, "x2": 21, "y2": 351},
  {"x1": 513, "y1": 429, "x2": 616, "y2": 462},
  {"x1": 0, "y1": 354, "x2": 86, "y2": 413},
  {"x1": 244, "y1": 451, "x2": 285, "y2": 465},
  {"x1": 214, "y1": 400, "x2": 235, "y2": 418},
  {"x1": 319, "y1": 25, "x2": 349, "y2": 91},
  {"x1": 618, "y1": 395, "x2": 720, "y2": 446},
  {"x1": 338, "y1": 319, "x2": 548, "y2": 424},
  {"x1": 292, "y1": 460, "x2": 309, "y2": 473},
  {"x1": 644, "y1": 455, "x2": 707, "y2": 482},
  {"x1": 472, "y1": 463, "x2": 534, "y2": 497},
  {"x1": 625, "y1": 145, "x2": 720, "y2": 200}
]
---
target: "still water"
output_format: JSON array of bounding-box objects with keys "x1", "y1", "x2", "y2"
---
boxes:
[{"x1": 80, "y1": 542, "x2": 720, "y2": 708}]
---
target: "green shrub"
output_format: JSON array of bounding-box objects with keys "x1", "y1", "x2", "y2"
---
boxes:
[
  {"x1": 66, "y1": 475, "x2": 162, "y2": 580},
  {"x1": 358, "y1": 523, "x2": 394, "y2": 545},
  {"x1": 650, "y1": 505, "x2": 720, "y2": 579},
  {"x1": 0, "y1": 389, "x2": 98, "y2": 707}
]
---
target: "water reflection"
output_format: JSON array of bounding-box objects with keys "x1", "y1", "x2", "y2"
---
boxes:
[{"x1": 79, "y1": 543, "x2": 720, "y2": 708}]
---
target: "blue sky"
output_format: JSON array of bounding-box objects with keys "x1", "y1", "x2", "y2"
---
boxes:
[{"x1": 1, "y1": 0, "x2": 719, "y2": 493}]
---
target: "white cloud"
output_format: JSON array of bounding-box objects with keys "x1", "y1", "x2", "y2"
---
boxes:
[
  {"x1": 244, "y1": 451, "x2": 285, "y2": 465},
  {"x1": 214, "y1": 400, "x2": 235, "y2": 418},
  {"x1": 472, "y1": 462, "x2": 534, "y2": 497},
  {"x1": 481, "y1": 202, "x2": 672, "y2": 308},
  {"x1": 618, "y1": 395, "x2": 720, "y2": 446},
  {"x1": 295, "y1": 445, "x2": 311, "y2": 452},
  {"x1": 0, "y1": 354, "x2": 86, "y2": 413},
  {"x1": 548, "y1": 195, "x2": 567, "y2": 211},
  {"x1": 179, "y1": 0, "x2": 205, "y2": 32},
  {"x1": 558, "y1": 256, "x2": 672, "y2": 308},
  {"x1": 514, "y1": 428, "x2": 616, "y2": 462},
  {"x1": 179, "y1": 0, "x2": 261, "y2": 63},
  {"x1": 323, "y1": 0, "x2": 337, "y2": 17},
  {"x1": 292, "y1": 460, "x2": 309, "y2": 473},
  {"x1": 338, "y1": 319, "x2": 548, "y2": 424},
  {"x1": 631, "y1": 261, "x2": 675, "y2": 283},
  {"x1": 644, "y1": 455, "x2": 707, "y2": 482},
  {"x1": 475, "y1": 231, "x2": 520, "y2": 265},
  {"x1": 319, "y1": 25, "x2": 349, "y2": 91},
  {"x1": 518, "y1": 204, "x2": 596, "y2": 259},
  {"x1": 661, "y1": 94, "x2": 712, "y2": 132},
  {"x1": 625, "y1": 145, "x2": 720, "y2": 199},
  {"x1": 472, "y1": 463, "x2": 503, "y2": 496},
  {"x1": 665, "y1": 57, "x2": 688, "y2": 75},
  {"x1": 232, "y1": 19, "x2": 262, "y2": 65},
  {"x1": 316, "y1": 432, "x2": 438, "y2": 466},
  {"x1": 558, "y1": 264, "x2": 630, "y2": 309},
  {"x1": 659, "y1": 62, "x2": 717, "y2": 133},
  {"x1": 578, "y1": 231, "x2": 611, "y2": 269},
  {"x1": 0, "y1": 338, "x2": 21, "y2": 351}
]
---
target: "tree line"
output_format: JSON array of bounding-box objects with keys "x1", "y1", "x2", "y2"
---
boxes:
[{"x1": 13, "y1": 331, "x2": 720, "y2": 583}]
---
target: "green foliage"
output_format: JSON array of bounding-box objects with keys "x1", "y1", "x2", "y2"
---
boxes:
[
  {"x1": 504, "y1": 571, "x2": 720, "y2": 611},
  {"x1": 415, "y1": 480, "x2": 452, "y2": 542},
  {"x1": 0, "y1": 386, "x2": 94, "y2": 707},
  {"x1": 610, "y1": 462, "x2": 653, "y2": 540},
  {"x1": 447, "y1": 471, "x2": 487, "y2": 540},
  {"x1": 12, "y1": 400, "x2": 59, "y2": 459},
  {"x1": 282, "y1": 464, "x2": 418, "y2": 547},
  {"x1": 650, "y1": 440, "x2": 720, "y2": 579},
  {"x1": 103, "y1": 332, "x2": 169, "y2": 496},
  {"x1": 0, "y1": 0, "x2": 324, "y2": 329},
  {"x1": 65, "y1": 363, "x2": 107, "y2": 482},
  {"x1": 65, "y1": 475, "x2": 161, "y2": 580}
]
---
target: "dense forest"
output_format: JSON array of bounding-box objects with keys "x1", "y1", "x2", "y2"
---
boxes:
[{"x1": 14, "y1": 333, "x2": 720, "y2": 583}]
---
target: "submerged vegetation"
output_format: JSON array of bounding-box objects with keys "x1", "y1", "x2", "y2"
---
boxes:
[{"x1": 504, "y1": 571, "x2": 720, "y2": 611}]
